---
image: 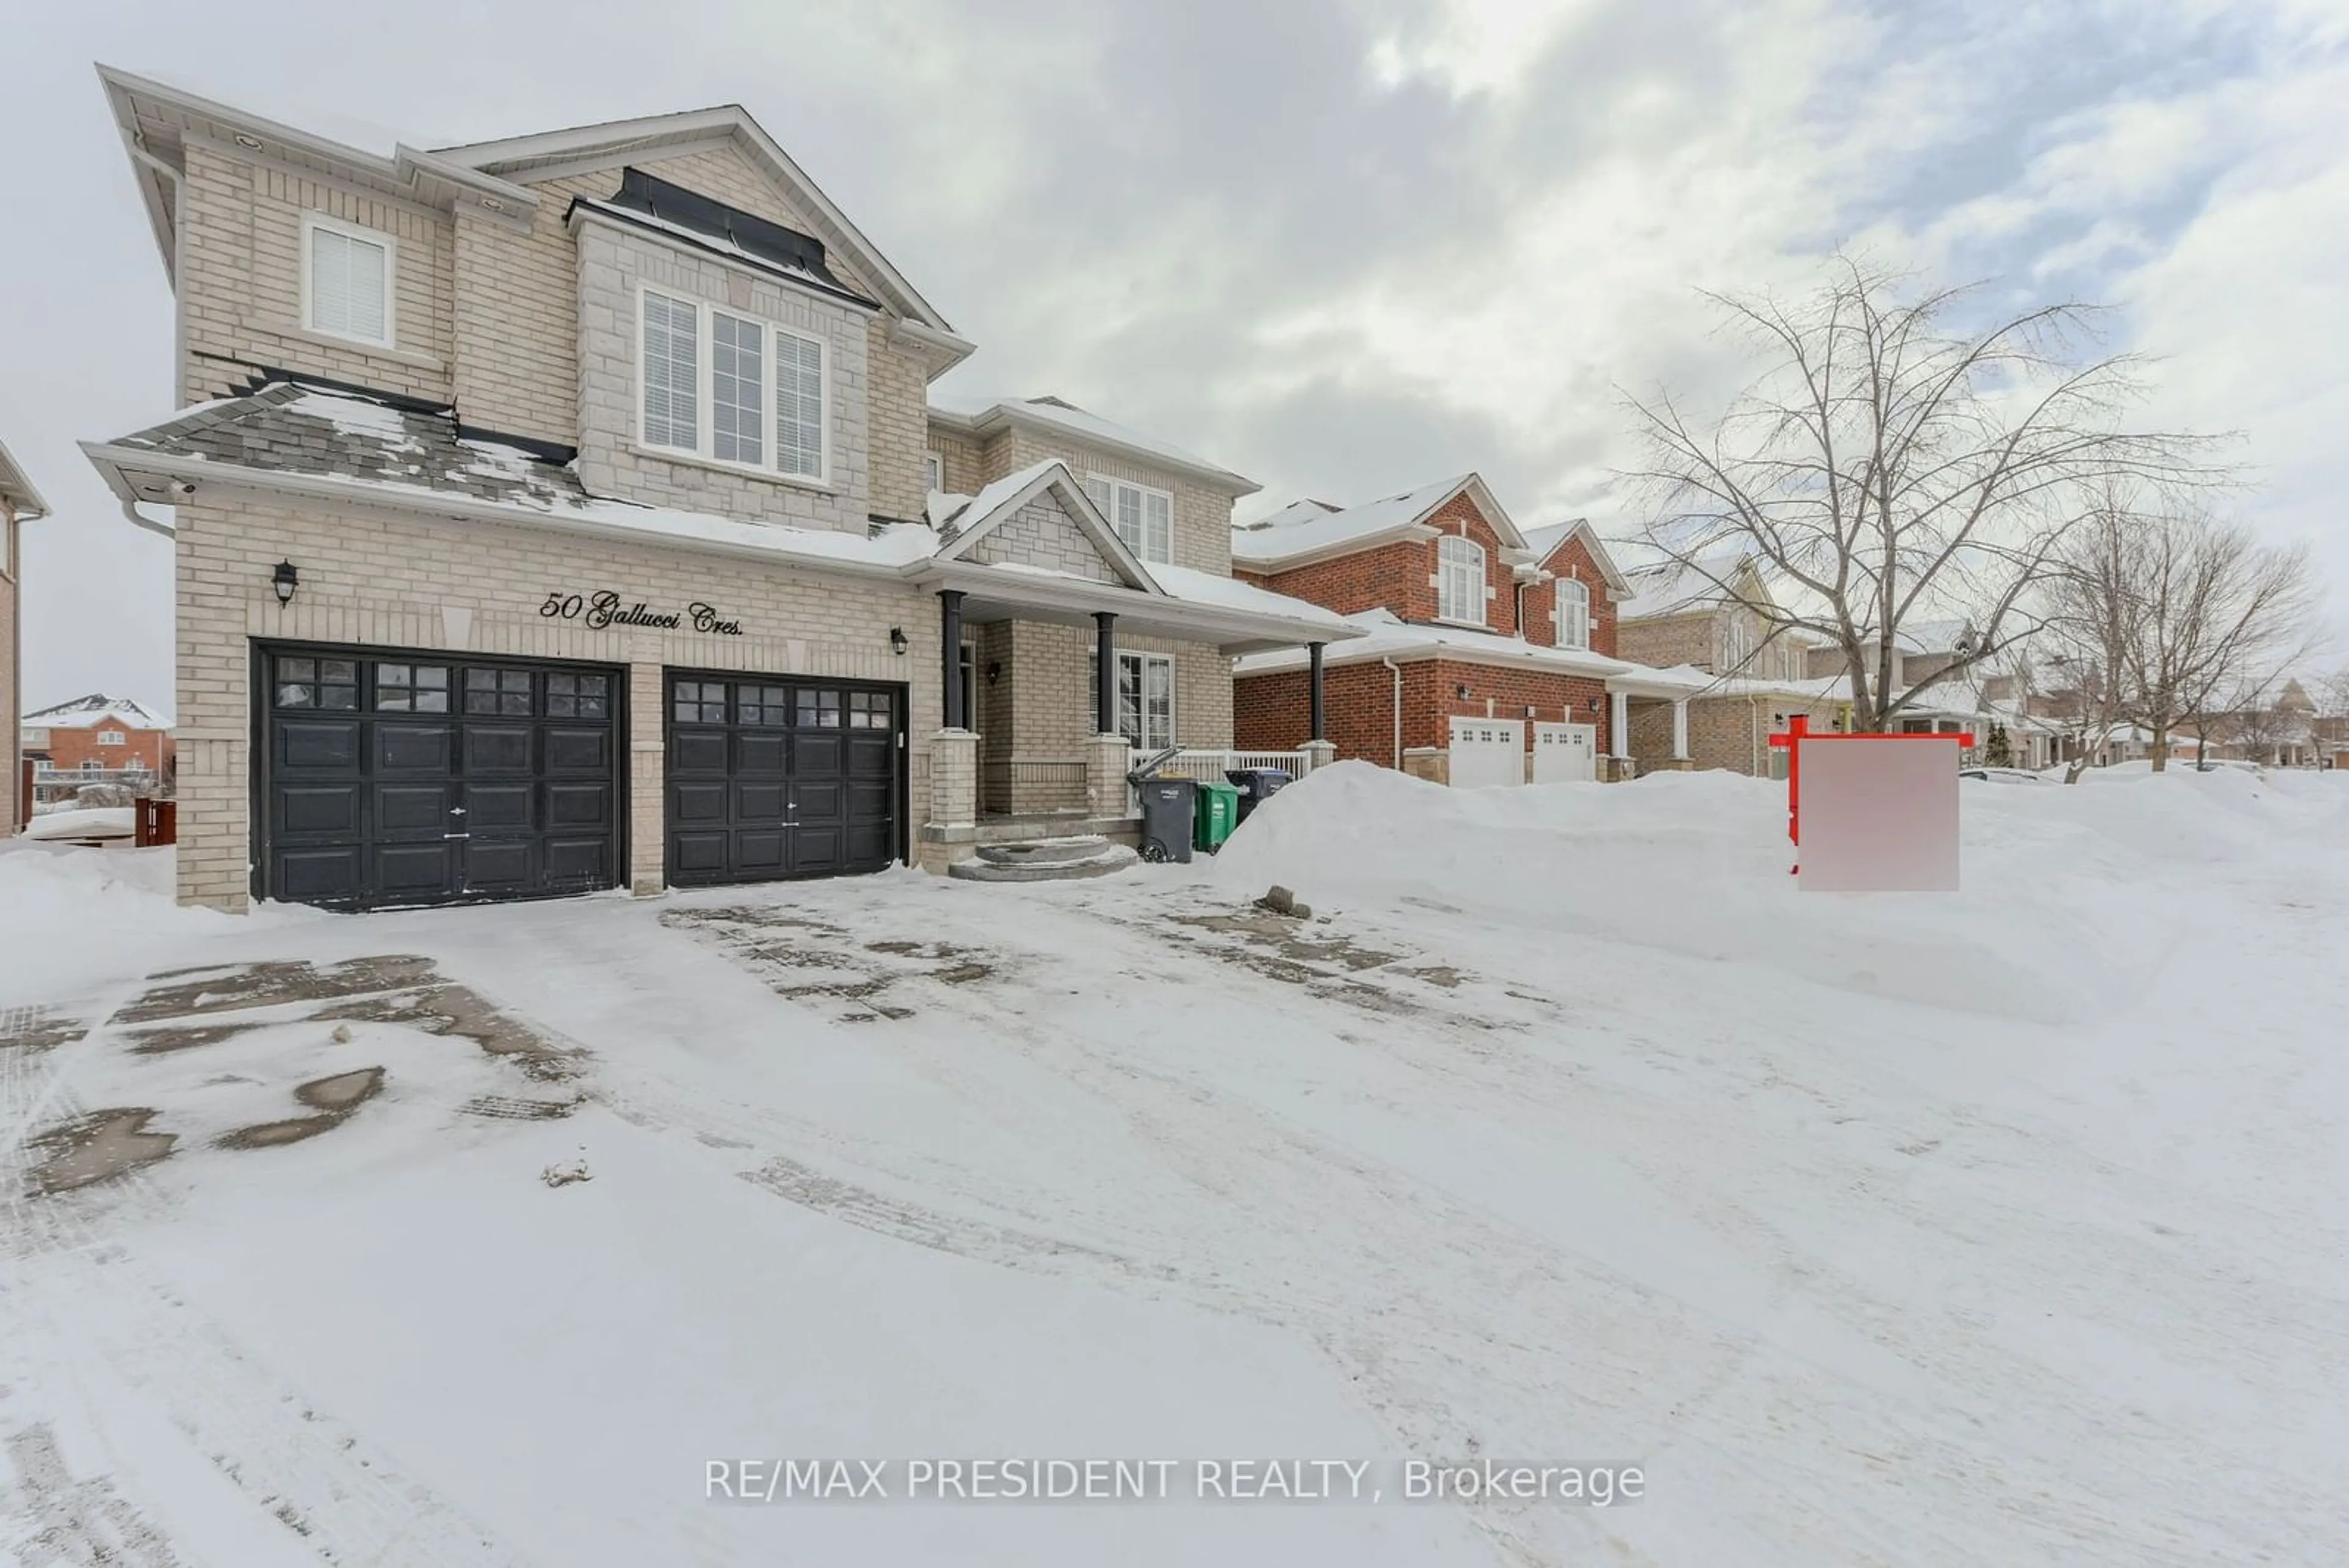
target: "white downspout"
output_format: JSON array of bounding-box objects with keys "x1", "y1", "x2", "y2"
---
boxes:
[{"x1": 1382, "y1": 657, "x2": 1404, "y2": 770}]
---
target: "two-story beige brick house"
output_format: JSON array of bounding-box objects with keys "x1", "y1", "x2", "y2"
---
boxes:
[{"x1": 82, "y1": 69, "x2": 1350, "y2": 910}]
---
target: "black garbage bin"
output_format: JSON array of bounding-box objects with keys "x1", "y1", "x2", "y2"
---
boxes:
[
  {"x1": 1134, "y1": 776, "x2": 1197, "y2": 863},
  {"x1": 1225, "y1": 768, "x2": 1293, "y2": 827}
]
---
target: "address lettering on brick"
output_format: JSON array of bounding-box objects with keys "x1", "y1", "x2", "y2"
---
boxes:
[{"x1": 540, "y1": 589, "x2": 743, "y2": 636}]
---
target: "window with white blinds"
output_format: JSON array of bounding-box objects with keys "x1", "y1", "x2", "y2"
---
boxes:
[
  {"x1": 641, "y1": 291, "x2": 700, "y2": 451},
  {"x1": 639, "y1": 288, "x2": 825, "y2": 480},
  {"x1": 710, "y1": 311, "x2": 763, "y2": 466},
  {"x1": 1081, "y1": 475, "x2": 1173, "y2": 563},
  {"x1": 303, "y1": 215, "x2": 392, "y2": 346},
  {"x1": 775, "y1": 332, "x2": 825, "y2": 479},
  {"x1": 1116, "y1": 652, "x2": 1175, "y2": 749}
]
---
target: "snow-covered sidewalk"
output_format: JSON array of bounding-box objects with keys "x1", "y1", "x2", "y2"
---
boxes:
[{"x1": 3, "y1": 764, "x2": 2345, "y2": 1565}]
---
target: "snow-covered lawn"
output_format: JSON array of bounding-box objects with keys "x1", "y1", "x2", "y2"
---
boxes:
[{"x1": 3, "y1": 764, "x2": 2345, "y2": 1566}]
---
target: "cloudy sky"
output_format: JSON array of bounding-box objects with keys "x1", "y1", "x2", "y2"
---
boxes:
[{"x1": 5, "y1": 0, "x2": 2344, "y2": 715}]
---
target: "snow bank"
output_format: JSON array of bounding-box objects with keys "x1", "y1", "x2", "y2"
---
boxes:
[
  {"x1": 1211, "y1": 762, "x2": 2328, "y2": 1025},
  {"x1": 0, "y1": 842, "x2": 234, "y2": 1005}
]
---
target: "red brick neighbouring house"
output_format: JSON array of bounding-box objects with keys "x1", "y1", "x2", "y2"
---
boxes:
[
  {"x1": 1230, "y1": 475, "x2": 1707, "y2": 784},
  {"x1": 21, "y1": 694, "x2": 174, "y2": 804}
]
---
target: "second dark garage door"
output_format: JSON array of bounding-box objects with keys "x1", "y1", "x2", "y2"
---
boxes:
[{"x1": 666, "y1": 672, "x2": 902, "y2": 885}]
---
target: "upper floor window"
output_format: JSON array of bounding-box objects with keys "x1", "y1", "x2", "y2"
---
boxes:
[
  {"x1": 925, "y1": 451, "x2": 945, "y2": 492},
  {"x1": 1720, "y1": 613, "x2": 1754, "y2": 672},
  {"x1": 1082, "y1": 476, "x2": 1173, "y2": 564},
  {"x1": 302, "y1": 214, "x2": 394, "y2": 347},
  {"x1": 1437, "y1": 535, "x2": 1486, "y2": 624},
  {"x1": 95, "y1": 728, "x2": 127, "y2": 746},
  {"x1": 1555, "y1": 578, "x2": 1590, "y2": 648},
  {"x1": 639, "y1": 288, "x2": 826, "y2": 482}
]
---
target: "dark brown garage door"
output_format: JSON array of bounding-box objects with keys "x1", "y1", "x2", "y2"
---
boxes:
[
  {"x1": 257, "y1": 645, "x2": 622, "y2": 910},
  {"x1": 666, "y1": 672, "x2": 902, "y2": 886}
]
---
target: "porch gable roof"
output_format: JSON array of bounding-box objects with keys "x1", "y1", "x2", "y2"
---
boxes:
[{"x1": 929, "y1": 459, "x2": 1160, "y2": 595}]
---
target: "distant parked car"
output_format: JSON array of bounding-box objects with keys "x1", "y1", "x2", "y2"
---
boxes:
[{"x1": 1959, "y1": 767, "x2": 2049, "y2": 784}]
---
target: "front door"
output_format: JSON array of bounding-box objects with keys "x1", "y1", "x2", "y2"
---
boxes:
[{"x1": 664, "y1": 672, "x2": 904, "y2": 886}]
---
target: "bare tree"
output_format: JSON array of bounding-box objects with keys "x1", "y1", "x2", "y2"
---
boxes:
[
  {"x1": 2057, "y1": 491, "x2": 2318, "y2": 771},
  {"x1": 1627, "y1": 257, "x2": 2225, "y2": 731},
  {"x1": 2038, "y1": 502, "x2": 2142, "y2": 782}
]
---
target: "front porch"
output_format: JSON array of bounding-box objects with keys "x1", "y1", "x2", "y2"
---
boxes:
[{"x1": 913, "y1": 587, "x2": 1340, "y2": 873}]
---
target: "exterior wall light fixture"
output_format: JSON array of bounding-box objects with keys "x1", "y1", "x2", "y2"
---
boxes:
[
  {"x1": 272, "y1": 560, "x2": 300, "y2": 605},
  {"x1": 889, "y1": 626, "x2": 908, "y2": 656}
]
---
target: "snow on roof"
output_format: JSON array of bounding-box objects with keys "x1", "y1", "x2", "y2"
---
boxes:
[
  {"x1": 89, "y1": 384, "x2": 1354, "y2": 644},
  {"x1": 1230, "y1": 474, "x2": 1474, "y2": 567},
  {"x1": 1234, "y1": 607, "x2": 1688, "y2": 683},
  {"x1": 1240, "y1": 498, "x2": 1344, "y2": 533},
  {"x1": 91, "y1": 383, "x2": 948, "y2": 574},
  {"x1": 927, "y1": 392, "x2": 1253, "y2": 492},
  {"x1": 1619, "y1": 551, "x2": 1759, "y2": 620},
  {"x1": 1149, "y1": 563, "x2": 1353, "y2": 631},
  {"x1": 932, "y1": 458, "x2": 1063, "y2": 538},
  {"x1": 23, "y1": 694, "x2": 171, "y2": 730}
]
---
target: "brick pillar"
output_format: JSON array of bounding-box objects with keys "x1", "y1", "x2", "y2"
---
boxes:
[
  {"x1": 628, "y1": 661, "x2": 666, "y2": 896},
  {"x1": 930, "y1": 728, "x2": 979, "y2": 832},
  {"x1": 1300, "y1": 739, "x2": 1336, "y2": 776},
  {"x1": 1085, "y1": 732, "x2": 1131, "y2": 818}
]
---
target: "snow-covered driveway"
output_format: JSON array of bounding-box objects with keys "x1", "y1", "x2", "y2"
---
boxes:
[{"x1": 4, "y1": 763, "x2": 2346, "y2": 1565}]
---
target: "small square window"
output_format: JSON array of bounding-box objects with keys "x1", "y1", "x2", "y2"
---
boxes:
[
  {"x1": 377, "y1": 663, "x2": 450, "y2": 713},
  {"x1": 672, "y1": 681, "x2": 729, "y2": 725},
  {"x1": 465, "y1": 667, "x2": 533, "y2": 715},
  {"x1": 847, "y1": 691, "x2": 891, "y2": 729},
  {"x1": 740, "y1": 684, "x2": 793, "y2": 726},
  {"x1": 796, "y1": 688, "x2": 844, "y2": 728},
  {"x1": 546, "y1": 672, "x2": 609, "y2": 720}
]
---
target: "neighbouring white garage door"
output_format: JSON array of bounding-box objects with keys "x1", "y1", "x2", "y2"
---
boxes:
[
  {"x1": 1448, "y1": 716, "x2": 1525, "y2": 788},
  {"x1": 1532, "y1": 721, "x2": 1598, "y2": 782}
]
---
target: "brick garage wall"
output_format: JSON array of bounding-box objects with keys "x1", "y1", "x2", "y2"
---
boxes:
[
  {"x1": 1236, "y1": 657, "x2": 1608, "y2": 764},
  {"x1": 173, "y1": 490, "x2": 944, "y2": 910},
  {"x1": 179, "y1": 142, "x2": 457, "y2": 409}
]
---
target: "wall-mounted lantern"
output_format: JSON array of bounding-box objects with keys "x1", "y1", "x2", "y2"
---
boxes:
[
  {"x1": 271, "y1": 560, "x2": 300, "y2": 605},
  {"x1": 889, "y1": 626, "x2": 908, "y2": 656}
]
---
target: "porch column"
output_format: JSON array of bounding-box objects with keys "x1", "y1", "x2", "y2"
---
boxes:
[
  {"x1": 1609, "y1": 689, "x2": 1630, "y2": 758},
  {"x1": 939, "y1": 590, "x2": 967, "y2": 730},
  {"x1": 1308, "y1": 642, "x2": 1326, "y2": 742},
  {"x1": 1672, "y1": 698, "x2": 1690, "y2": 760},
  {"x1": 1093, "y1": 612, "x2": 1118, "y2": 736}
]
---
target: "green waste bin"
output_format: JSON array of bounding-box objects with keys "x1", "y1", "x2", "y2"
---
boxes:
[{"x1": 1193, "y1": 778, "x2": 1240, "y2": 853}]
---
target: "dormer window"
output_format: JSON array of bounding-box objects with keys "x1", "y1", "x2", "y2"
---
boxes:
[
  {"x1": 302, "y1": 214, "x2": 393, "y2": 347},
  {"x1": 1555, "y1": 578, "x2": 1590, "y2": 648},
  {"x1": 639, "y1": 287, "x2": 827, "y2": 483},
  {"x1": 1437, "y1": 535, "x2": 1486, "y2": 624}
]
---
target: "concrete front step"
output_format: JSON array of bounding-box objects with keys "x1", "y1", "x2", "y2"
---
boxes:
[
  {"x1": 949, "y1": 842, "x2": 1139, "y2": 882},
  {"x1": 974, "y1": 835, "x2": 1112, "y2": 866}
]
